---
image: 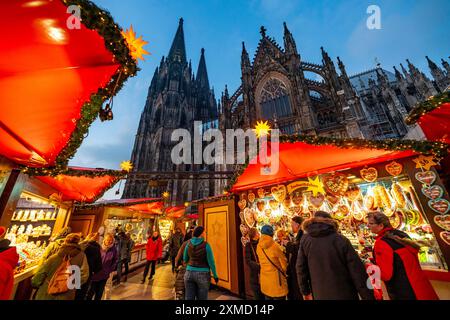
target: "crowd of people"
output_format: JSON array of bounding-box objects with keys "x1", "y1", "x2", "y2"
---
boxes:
[{"x1": 244, "y1": 210, "x2": 439, "y2": 300}]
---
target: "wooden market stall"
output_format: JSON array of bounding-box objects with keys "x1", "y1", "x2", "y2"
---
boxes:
[{"x1": 198, "y1": 135, "x2": 450, "y2": 299}]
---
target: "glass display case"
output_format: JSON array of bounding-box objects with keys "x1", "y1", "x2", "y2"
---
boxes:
[{"x1": 103, "y1": 216, "x2": 153, "y2": 245}]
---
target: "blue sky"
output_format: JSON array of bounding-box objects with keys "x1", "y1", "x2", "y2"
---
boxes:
[{"x1": 69, "y1": 0, "x2": 450, "y2": 199}]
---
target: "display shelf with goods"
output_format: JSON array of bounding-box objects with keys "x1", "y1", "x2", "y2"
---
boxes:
[
  {"x1": 4, "y1": 192, "x2": 61, "y2": 275},
  {"x1": 236, "y1": 158, "x2": 448, "y2": 271},
  {"x1": 103, "y1": 216, "x2": 153, "y2": 245}
]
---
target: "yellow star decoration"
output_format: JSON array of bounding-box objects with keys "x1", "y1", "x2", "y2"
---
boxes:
[
  {"x1": 120, "y1": 160, "x2": 133, "y2": 172},
  {"x1": 253, "y1": 120, "x2": 271, "y2": 138},
  {"x1": 413, "y1": 155, "x2": 438, "y2": 171},
  {"x1": 121, "y1": 25, "x2": 150, "y2": 61},
  {"x1": 162, "y1": 191, "x2": 170, "y2": 199},
  {"x1": 306, "y1": 176, "x2": 326, "y2": 197}
]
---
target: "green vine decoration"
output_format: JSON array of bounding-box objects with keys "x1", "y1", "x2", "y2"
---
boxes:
[{"x1": 406, "y1": 91, "x2": 450, "y2": 125}]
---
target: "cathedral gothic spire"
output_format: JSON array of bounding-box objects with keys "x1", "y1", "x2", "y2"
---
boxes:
[
  {"x1": 168, "y1": 18, "x2": 187, "y2": 64},
  {"x1": 196, "y1": 48, "x2": 210, "y2": 89},
  {"x1": 283, "y1": 22, "x2": 297, "y2": 55}
]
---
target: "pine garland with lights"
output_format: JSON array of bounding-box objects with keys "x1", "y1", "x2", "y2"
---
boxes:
[
  {"x1": 76, "y1": 197, "x2": 162, "y2": 210},
  {"x1": 21, "y1": 0, "x2": 139, "y2": 176},
  {"x1": 405, "y1": 91, "x2": 450, "y2": 125},
  {"x1": 192, "y1": 193, "x2": 237, "y2": 204}
]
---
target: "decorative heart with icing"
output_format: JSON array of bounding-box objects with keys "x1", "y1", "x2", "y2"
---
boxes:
[
  {"x1": 239, "y1": 211, "x2": 245, "y2": 223},
  {"x1": 256, "y1": 200, "x2": 265, "y2": 212},
  {"x1": 345, "y1": 185, "x2": 361, "y2": 202},
  {"x1": 264, "y1": 209, "x2": 272, "y2": 217},
  {"x1": 269, "y1": 199, "x2": 279, "y2": 210},
  {"x1": 248, "y1": 192, "x2": 256, "y2": 203},
  {"x1": 238, "y1": 199, "x2": 247, "y2": 210},
  {"x1": 323, "y1": 173, "x2": 349, "y2": 196},
  {"x1": 257, "y1": 188, "x2": 266, "y2": 199},
  {"x1": 309, "y1": 193, "x2": 325, "y2": 208},
  {"x1": 240, "y1": 224, "x2": 249, "y2": 236},
  {"x1": 440, "y1": 231, "x2": 450, "y2": 246},
  {"x1": 360, "y1": 167, "x2": 378, "y2": 182},
  {"x1": 244, "y1": 208, "x2": 255, "y2": 227},
  {"x1": 385, "y1": 161, "x2": 403, "y2": 176},
  {"x1": 271, "y1": 185, "x2": 287, "y2": 202},
  {"x1": 434, "y1": 215, "x2": 450, "y2": 231},
  {"x1": 428, "y1": 198, "x2": 450, "y2": 214},
  {"x1": 415, "y1": 171, "x2": 436, "y2": 186},
  {"x1": 422, "y1": 185, "x2": 444, "y2": 200},
  {"x1": 283, "y1": 196, "x2": 292, "y2": 208},
  {"x1": 292, "y1": 193, "x2": 302, "y2": 206}
]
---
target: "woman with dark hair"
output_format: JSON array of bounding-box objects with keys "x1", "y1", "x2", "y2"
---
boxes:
[
  {"x1": 368, "y1": 211, "x2": 438, "y2": 300},
  {"x1": 284, "y1": 216, "x2": 304, "y2": 300},
  {"x1": 245, "y1": 228, "x2": 263, "y2": 300}
]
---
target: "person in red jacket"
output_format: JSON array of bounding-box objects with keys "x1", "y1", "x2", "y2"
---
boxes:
[
  {"x1": 141, "y1": 231, "x2": 162, "y2": 283},
  {"x1": 0, "y1": 226, "x2": 19, "y2": 300},
  {"x1": 368, "y1": 212, "x2": 439, "y2": 300}
]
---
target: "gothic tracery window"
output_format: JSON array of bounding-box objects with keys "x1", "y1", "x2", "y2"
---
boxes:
[{"x1": 260, "y1": 78, "x2": 293, "y2": 120}]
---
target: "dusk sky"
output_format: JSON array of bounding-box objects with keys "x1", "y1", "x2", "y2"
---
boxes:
[{"x1": 69, "y1": 0, "x2": 450, "y2": 199}]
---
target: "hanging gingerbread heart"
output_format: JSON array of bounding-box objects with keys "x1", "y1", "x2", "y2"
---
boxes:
[
  {"x1": 440, "y1": 231, "x2": 450, "y2": 246},
  {"x1": 240, "y1": 193, "x2": 247, "y2": 200},
  {"x1": 269, "y1": 199, "x2": 279, "y2": 210},
  {"x1": 345, "y1": 185, "x2": 361, "y2": 202},
  {"x1": 309, "y1": 193, "x2": 325, "y2": 208},
  {"x1": 323, "y1": 173, "x2": 349, "y2": 196},
  {"x1": 385, "y1": 161, "x2": 403, "y2": 177},
  {"x1": 238, "y1": 199, "x2": 247, "y2": 210},
  {"x1": 326, "y1": 194, "x2": 340, "y2": 205},
  {"x1": 292, "y1": 192, "x2": 302, "y2": 206},
  {"x1": 264, "y1": 209, "x2": 272, "y2": 217},
  {"x1": 256, "y1": 200, "x2": 265, "y2": 212},
  {"x1": 248, "y1": 192, "x2": 256, "y2": 203},
  {"x1": 428, "y1": 198, "x2": 450, "y2": 214},
  {"x1": 271, "y1": 185, "x2": 287, "y2": 202},
  {"x1": 422, "y1": 185, "x2": 444, "y2": 200},
  {"x1": 360, "y1": 167, "x2": 378, "y2": 182},
  {"x1": 243, "y1": 208, "x2": 256, "y2": 227},
  {"x1": 240, "y1": 224, "x2": 249, "y2": 236},
  {"x1": 434, "y1": 215, "x2": 450, "y2": 231},
  {"x1": 415, "y1": 171, "x2": 436, "y2": 186},
  {"x1": 257, "y1": 188, "x2": 266, "y2": 199},
  {"x1": 283, "y1": 196, "x2": 292, "y2": 208}
]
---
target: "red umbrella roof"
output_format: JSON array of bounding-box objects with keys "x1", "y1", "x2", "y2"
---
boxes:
[
  {"x1": 231, "y1": 141, "x2": 418, "y2": 191},
  {"x1": 416, "y1": 102, "x2": 450, "y2": 144},
  {"x1": 36, "y1": 166, "x2": 123, "y2": 203},
  {"x1": 0, "y1": 0, "x2": 136, "y2": 168},
  {"x1": 165, "y1": 206, "x2": 186, "y2": 219}
]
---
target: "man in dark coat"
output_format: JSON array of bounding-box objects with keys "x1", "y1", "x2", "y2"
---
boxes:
[
  {"x1": 168, "y1": 228, "x2": 184, "y2": 273},
  {"x1": 296, "y1": 211, "x2": 374, "y2": 300},
  {"x1": 116, "y1": 232, "x2": 134, "y2": 284},
  {"x1": 244, "y1": 228, "x2": 263, "y2": 300},
  {"x1": 284, "y1": 216, "x2": 304, "y2": 300},
  {"x1": 76, "y1": 232, "x2": 102, "y2": 300}
]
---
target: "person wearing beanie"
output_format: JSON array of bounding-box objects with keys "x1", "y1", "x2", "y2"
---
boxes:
[
  {"x1": 284, "y1": 216, "x2": 304, "y2": 300},
  {"x1": 32, "y1": 233, "x2": 89, "y2": 300},
  {"x1": 183, "y1": 226, "x2": 218, "y2": 300},
  {"x1": 0, "y1": 226, "x2": 19, "y2": 300},
  {"x1": 76, "y1": 232, "x2": 102, "y2": 300},
  {"x1": 296, "y1": 211, "x2": 374, "y2": 300},
  {"x1": 257, "y1": 224, "x2": 288, "y2": 300}
]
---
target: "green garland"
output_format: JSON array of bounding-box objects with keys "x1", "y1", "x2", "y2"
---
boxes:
[
  {"x1": 224, "y1": 134, "x2": 449, "y2": 192},
  {"x1": 192, "y1": 193, "x2": 237, "y2": 204},
  {"x1": 21, "y1": 0, "x2": 139, "y2": 176},
  {"x1": 406, "y1": 91, "x2": 450, "y2": 125},
  {"x1": 25, "y1": 167, "x2": 126, "y2": 178},
  {"x1": 76, "y1": 197, "x2": 162, "y2": 210}
]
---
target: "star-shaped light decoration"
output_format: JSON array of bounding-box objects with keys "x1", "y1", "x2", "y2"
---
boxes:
[
  {"x1": 121, "y1": 25, "x2": 150, "y2": 61},
  {"x1": 306, "y1": 176, "x2": 326, "y2": 197},
  {"x1": 253, "y1": 120, "x2": 271, "y2": 138},
  {"x1": 413, "y1": 155, "x2": 438, "y2": 171},
  {"x1": 162, "y1": 191, "x2": 170, "y2": 199},
  {"x1": 120, "y1": 160, "x2": 133, "y2": 172}
]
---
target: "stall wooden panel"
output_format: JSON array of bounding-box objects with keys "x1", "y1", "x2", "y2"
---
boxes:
[{"x1": 69, "y1": 214, "x2": 96, "y2": 236}]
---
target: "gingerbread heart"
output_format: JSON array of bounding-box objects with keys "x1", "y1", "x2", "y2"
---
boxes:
[
  {"x1": 265, "y1": 209, "x2": 272, "y2": 217},
  {"x1": 434, "y1": 215, "x2": 450, "y2": 231},
  {"x1": 422, "y1": 185, "x2": 444, "y2": 200},
  {"x1": 323, "y1": 173, "x2": 349, "y2": 196},
  {"x1": 428, "y1": 198, "x2": 450, "y2": 214},
  {"x1": 385, "y1": 161, "x2": 403, "y2": 176},
  {"x1": 256, "y1": 200, "x2": 265, "y2": 212},
  {"x1": 440, "y1": 231, "x2": 450, "y2": 246},
  {"x1": 326, "y1": 194, "x2": 340, "y2": 205},
  {"x1": 309, "y1": 193, "x2": 325, "y2": 208},
  {"x1": 239, "y1": 211, "x2": 245, "y2": 223},
  {"x1": 238, "y1": 199, "x2": 247, "y2": 210},
  {"x1": 292, "y1": 193, "x2": 302, "y2": 206},
  {"x1": 269, "y1": 199, "x2": 279, "y2": 210},
  {"x1": 244, "y1": 208, "x2": 255, "y2": 227},
  {"x1": 360, "y1": 167, "x2": 378, "y2": 182},
  {"x1": 257, "y1": 188, "x2": 266, "y2": 198},
  {"x1": 283, "y1": 196, "x2": 292, "y2": 208},
  {"x1": 345, "y1": 185, "x2": 361, "y2": 202},
  {"x1": 271, "y1": 185, "x2": 287, "y2": 202},
  {"x1": 248, "y1": 192, "x2": 256, "y2": 203},
  {"x1": 415, "y1": 171, "x2": 436, "y2": 186},
  {"x1": 240, "y1": 224, "x2": 249, "y2": 236}
]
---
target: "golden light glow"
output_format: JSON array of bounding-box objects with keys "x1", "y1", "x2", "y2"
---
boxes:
[
  {"x1": 120, "y1": 160, "x2": 133, "y2": 172},
  {"x1": 184, "y1": 202, "x2": 190, "y2": 207},
  {"x1": 162, "y1": 191, "x2": 170, "y2": 198},
  {"x1": 121, "y1": 25, "x2": 150, "y2": 61},
  {"x1": 253, "y1": 120, "x2": 271, "y2": 138},
  {"x1": 413, "y1": 155, "x2": 438, "y2": 171}
]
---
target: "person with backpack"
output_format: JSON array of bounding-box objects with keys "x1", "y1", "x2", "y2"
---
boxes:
[
  {"x1": 86, "y1": 233, "x2": 118, "y2": 300},
  {"x1": 141, "y1": 231, "x2": 162, "y2": 283},
  {"x1": 38, "y1": 226, "x2": 71, "y2": 265},
  {"x1": 76, "y1": 232, "x2": 102, "y2": 300},
  {"x1": 169, "y1": 228, "x2": 184, "y2": 273},
  {"x1": 368, "y1": 211, "x2": 439, "y2": 300},
  {"x1": 116, "y1": 231, "x2": 134, "y2": 284},
  {"x1": 31, "y1": 233, "x2": 89, "y2": 300},
  {"x1": 284, "y1": 216, "x2": 304, "y2": 300},
  {"x1": 183, "y1": 226, "x2": 218, "y2": 300},
  {"x1": 0, "y1": 226, "x2": 19, "y2": 300},
  {"x1": 297, "y1": 211, "x2": 374, "y2": 300},
  {"x1": 173, "y1": 230, "x2": 193, "y2": 300},
  {"x1": 244, "y1": 227, "x2": 263, "y2": 300},
  {"x1": 256, "y1": 225, "x2": 288, "y2": 300}
]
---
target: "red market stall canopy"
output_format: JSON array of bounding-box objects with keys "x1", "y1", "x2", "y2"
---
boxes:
[
  {"x1": 0, "y1": 0, "x2": 137, "y2": 169},
  {"x1": 230, "y1": 136, "x2": 449, "y2": 192},
  {"x1": 165, "y1": 206, "x2": 186, "y2": 219},
  {"x1": 77, "y1": 198, "x2": 164, "y2": 215},
  {"x1": 406, "y1": 91, "x2": 450, "y2": 144},
  {"x1": 35, "y1": 166, "x2": 124, "y2": 203}
]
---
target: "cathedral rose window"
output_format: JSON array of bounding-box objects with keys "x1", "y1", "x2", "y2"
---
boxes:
[{"x1": 259, "y1": 78, "x2": 293, "y2": 119}]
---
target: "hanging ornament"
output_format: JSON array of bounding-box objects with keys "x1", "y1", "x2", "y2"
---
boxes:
[
  {"x1": 413, "y1": 155, "x2": 438, "y2": 171},
  {"x1": 271, "y1": 185, "x2": 287, "y2": 202},
  {"x1": 440, "y1": 231, "x2": 450, "y2": 246},
  {"x1": 323, "y1": 173, "x2": 349, "y2": 196},
  {"x1": 428, "y1": 198, "x2": 450, "y2": 215},
  {"x1": 120, "y1": 160, "x2": 133, "y2": 172},
  {"x1": 360, "y1": 167, "x2": 378, "y2": 183},
  {"x1": 121, "y1": 25, "x2": 150, "y2": 61},
  {"x1": 385, "y1": 161, "x2": 403, "y2": 176},
  {"x1": 253, "y1": 120, "x2": 271, "y2": 138},
  {"x1": 247, "y1": 191, "x2": 256, "y2": 203},
  {"x1": 306, "y1": 176, "x2": 326, "y2": 197},
  {"x1": 257, "y1": 188, "x2": 266, "y2": 199},
  {"x1": 415, "y1": 171, "x2": 437, "y2": 185},
  {"x1": 434, "y1": 215, "x2": 450, "y2": 231},
  {"x1": 345, "y1": 185, "x2": 361, "y2": 202}
]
